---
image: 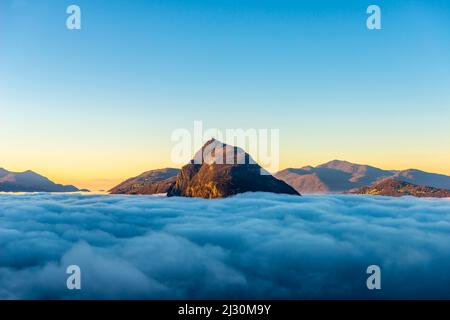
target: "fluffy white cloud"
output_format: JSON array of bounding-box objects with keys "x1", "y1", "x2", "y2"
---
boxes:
[{"x1": 0, "y1": 192, "x2": 450, "y2": 299}]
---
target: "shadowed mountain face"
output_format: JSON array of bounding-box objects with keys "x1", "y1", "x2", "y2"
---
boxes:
[
  {"x1": 276, "y1": 160, "x2": 450, "y2": 194},
  {"x1": 350, "y1": 178, "x2": 450, "y2": 198},
  {"x1": 167, "y1": 139, "x2": 300, "y2": 198},
  {"x1": 109, "y1": 168, "x2": 179, "y2": 195},
  {"x1": 0, "y1": 168, "x2": 81, "y2": 192}
]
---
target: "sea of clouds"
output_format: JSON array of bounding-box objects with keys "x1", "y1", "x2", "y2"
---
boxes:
[{"x1": 0, "y1": 192, "x2": 450, "y2": 299}]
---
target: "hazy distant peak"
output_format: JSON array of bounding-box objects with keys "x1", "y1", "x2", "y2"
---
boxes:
[
  {"x1": 276, "y1": 160, "x2": 450, "y2": 195},
  {"x1": 0, "y1": 167, "x2": 80, "y2": 193},
  {"x1": 318, "y1": 160, "x2": 368, "y2": 172},
  {"x1": 320, "y1": 159, "x2": 352, "y2": 166},
  {"x1": 21, "y1": 169, "x2": 47, "y2": 178}
]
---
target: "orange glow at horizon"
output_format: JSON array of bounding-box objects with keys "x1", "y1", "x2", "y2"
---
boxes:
[{"x1": 2, "y1": 149, "x2": 449, "y2": 192}]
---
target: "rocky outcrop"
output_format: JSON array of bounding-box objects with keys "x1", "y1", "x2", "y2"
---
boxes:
[{"x1": 167, "y1": 139, "x2": 300, "y2": 198}]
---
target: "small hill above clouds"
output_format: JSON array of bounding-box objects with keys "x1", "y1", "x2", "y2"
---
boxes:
[
  {"x1": 0, "y1": 168, "x2": 81, "y2": 192},
  {"x1": 167, "y1": 139, "x2": 299, "y2": 198},
  {"x1": 109, "y1": 168, "x2": 179, "y2": 195},
  {"x1": 350, "y1": 178, "x2": 450, "y2": 198},
  {"x1": 276, "y1": 160, "x2": 450, "y2": 194}
]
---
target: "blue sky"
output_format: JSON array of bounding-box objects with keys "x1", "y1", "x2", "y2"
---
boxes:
[{"x1": 1, "y1": 0, "x2": 449, "y2": 189}]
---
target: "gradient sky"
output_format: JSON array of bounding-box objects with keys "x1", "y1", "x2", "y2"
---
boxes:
[{"x1": 1, "y1": 0, "x2": 449, "y2": 190}]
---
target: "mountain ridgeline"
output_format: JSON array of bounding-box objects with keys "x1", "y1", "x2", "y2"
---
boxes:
[
  {"x1": 4, "y1": 150, "x2": 449, "y2": 197},
  {"x1": 275, "y1": 160, "x2": 450, "y2": 195},
  {"x1": 0, "y1": 168, "x2": 84, "y2": 193},
  {"x1": 111, "y1": 150, "x2": 450, "y2": 198}
]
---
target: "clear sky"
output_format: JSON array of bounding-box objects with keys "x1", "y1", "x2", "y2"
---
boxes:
[{"x1": 1, "y1": 0, "x2": 449, "y2": 190}]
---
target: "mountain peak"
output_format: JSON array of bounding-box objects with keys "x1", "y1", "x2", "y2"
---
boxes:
[
  {"x1": 22, "y1": 169, "x2": 42, "y2": 177},
  {"x1": 192, "y1": 139, "x2": 255, "y2": 166},
  {"x1": 168, "y1": 141, "x2": 299, "y2": 198},
  {"x1": 0, "y1": 167, "x2": 81, "y2": 193},
  {"x1": 322, "y1": 159, "x2": 352, "y2": 166},
  {"x1": 318, "y1": 159, "x2": 364, "y2": 170},
  {"x1": 204, "y1": 137, "x2": 217, "y2": 144}
]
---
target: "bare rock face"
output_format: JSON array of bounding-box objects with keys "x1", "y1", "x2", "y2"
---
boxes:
[
  {"x1": 350, "y1": 178, "x2": 450, "y2": 198},
  {"x1": 109, "y1": 168, "x2": 179, "y2": 195},
  {"x1": 167, "y1": 139, "x2": 300, "y2": 198}
]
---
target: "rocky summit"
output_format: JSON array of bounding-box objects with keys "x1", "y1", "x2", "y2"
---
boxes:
[{"x1": 167, "y1": 139, "x2": 300, "y2": 198}]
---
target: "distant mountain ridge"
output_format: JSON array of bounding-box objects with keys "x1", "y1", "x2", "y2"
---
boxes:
[
  {"x1": 276, "y1": 160, "x2": 450, "y2": 194},
  {"x1": 350, "y1": 178, "x2": 450, "y2": 198},
  {"x1": 0, "y1": 168, "x2": 83, "y2": 192},
  {"x1": 110, "y1": 158, "x2": 450, "y2": 198}
]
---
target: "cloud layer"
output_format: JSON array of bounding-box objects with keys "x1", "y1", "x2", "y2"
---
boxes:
[{"x1": 1, "y1": 192, "x2": 450, "y2": 299}]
